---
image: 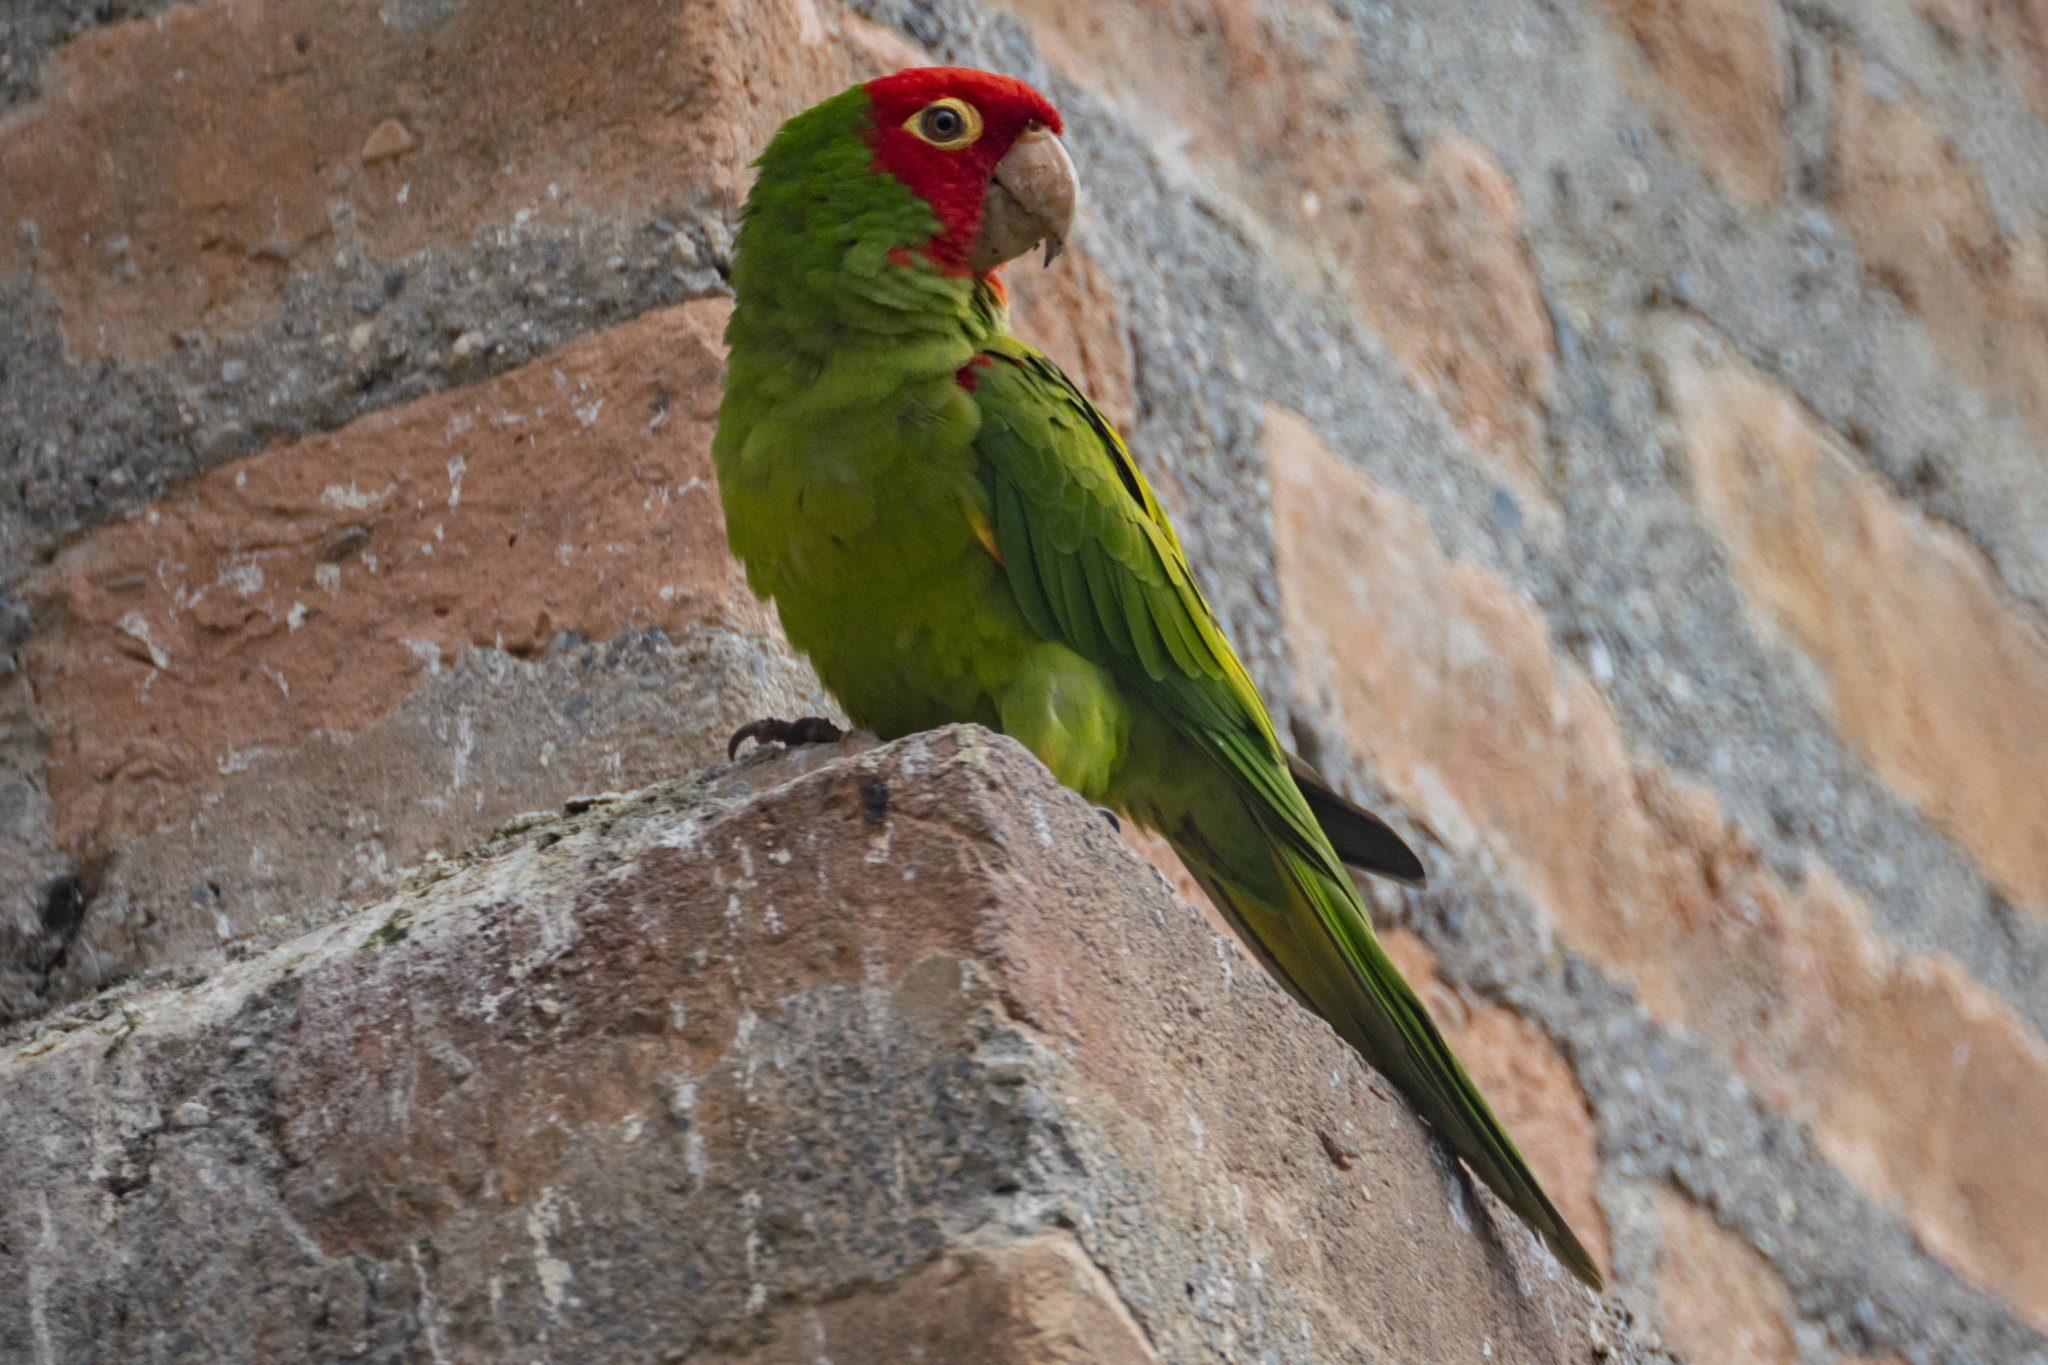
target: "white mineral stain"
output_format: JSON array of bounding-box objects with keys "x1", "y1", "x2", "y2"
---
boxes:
[
  {"x1": 790, "y1": 0, "x2": 827, "y2": 45},
  {"x1": 409, "y1": 1243, "x2": 452, "y2": 1365},
  {"x1": 404, "y1": 639, "x2": 443, "y2": 676},
  {"x1": 321, "y1": 480, "x2": 394, "y2": 511},
  {"x1": 1445, "y1": 1163, "x2": 1473, "y2": 1234},
  {"x1": 28, "y1": 1192, "x2": 58, "y2": 1365},
  {"x1": 118, "y1": 612, "x2": 171, "y2": 669},
  {"x1": 896, "y1": 732, "x2": 935, "y2": 777},
  {"x1": 525, "y1": 1188, "x2": 577, "y2": 1313},
  {"x1": 1211, "y1": 933, "x2": 1238, "y2": 986},
  {"x1": 526, "y1": 887, "x2": 579, "y2": 965},
  {"x1": 742, "y1": 1189, "x2": 768, "y2": 1313},
  {"x1": 448, "y1": 709, "x2": 474, "y2": 793},
  {"x1": 217, "y1": 556, "x2": 264, "y2": 593}
]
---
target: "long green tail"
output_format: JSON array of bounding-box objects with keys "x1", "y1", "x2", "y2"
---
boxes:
[{"x1": 1169, "y1": 797, "x2": 1605, "y2": 1291}]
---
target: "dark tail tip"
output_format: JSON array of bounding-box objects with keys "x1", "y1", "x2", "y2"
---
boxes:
[{"x1": 1286, "y1": 752, "x2": 1428, "y2": 885}]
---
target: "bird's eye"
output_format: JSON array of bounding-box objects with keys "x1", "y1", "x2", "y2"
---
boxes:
[{"x1": 906, "y1": 98, "x2": 982, "y2": 149}]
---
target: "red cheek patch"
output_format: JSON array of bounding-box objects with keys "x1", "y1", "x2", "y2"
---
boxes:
[{"x1": 955, "y1": 353, "x2": 994, "y2": 390}]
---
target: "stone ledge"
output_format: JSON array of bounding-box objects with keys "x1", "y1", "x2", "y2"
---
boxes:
[{"x1": 0, "y1": 725, "x2": 1650, "y2": 1363}]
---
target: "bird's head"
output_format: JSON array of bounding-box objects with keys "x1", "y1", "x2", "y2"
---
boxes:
[{"x1": 860, "y1": 67, "x2": 1076, "y2": 277}]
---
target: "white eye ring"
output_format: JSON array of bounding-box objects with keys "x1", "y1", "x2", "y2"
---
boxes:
[{"x1": 907, "y1": 98, "x2": 983, "y2": 149}]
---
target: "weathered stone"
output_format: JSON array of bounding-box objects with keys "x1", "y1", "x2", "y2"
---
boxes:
[
  {"x1": 9, "y1": 0, "x2": 2048, "y2": 1352},
  {"x1": 1351, "y1": 132, "x2": 1560, "y2": 497},
  {"x1": 0, "y1": 0, "x2": 925, "y2": 361},
  {"x1": 28, "y1": 301, "x2": 752, "y2": 854},
  {"x1": 1830, "y1": 55, "x2": 2048, "y2": 447},
  {"x1": 0, "y1": 727, "x2": 1646, "y2": 1365},
  {"x1": 1912, "y1": 0, "x2": 2048, "y2": 135},
  {"x1": 701, "y1": 1233, "x2": 1164, "y2": 1364},
  {"x1": 36, "y1": 623, "x2": 832, "y2": 1011},
  {"x1": 998, "y1": 0, "x2": 1558, "y2": 492},
  {"x1": 1666, "y1": 324, "x2": 2048, "y2": 925},
  {"x1": 8, "y1": 299, "x2": 832, "y2": 1011},
  {"x1": 1587, "y1": 0, "x2": 1787, "y2": 204},
  {"x1": 1653, "y1": 1190, "x2": 1796, "y2": 1365},
  {"x1": 1267, "y1": 404, "x2": 2048, "y2": 1329},
  {"x1": 1768, "y1": 863, "x2": 2048, "y2": 1334},
  {"x1": 358, "y1": 116, "x2": 414, "y2": 164}
]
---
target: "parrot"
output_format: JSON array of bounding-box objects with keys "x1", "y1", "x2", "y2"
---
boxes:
[{"x1": 710, "y1": 65, "x2": 1605, "y2": 1291}]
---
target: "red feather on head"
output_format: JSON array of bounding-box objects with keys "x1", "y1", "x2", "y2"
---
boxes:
[{"x1": 861, "y1": 67, "x2": 1063, "y2": 276}]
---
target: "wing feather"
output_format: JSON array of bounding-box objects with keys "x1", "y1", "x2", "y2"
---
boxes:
[
  {"x1": 970, "y1": 339, "x2": 1332, "y2": 865},
  {"x1": 967, "y1": 333, "x2": 1603, "y2": 1290},
  {"x1": 1082, "y1": 541, "x2": 1135, "y2": 655},
  {"x1": 1054, "y1": 544, "x2": 1103, "y2": 657},
  {"x1": 994, "y1": 474, "x2": 1060, "y2": 642},
  {"x1": 1119, "y1": 568, "x2": 1171, "y2": 681}
]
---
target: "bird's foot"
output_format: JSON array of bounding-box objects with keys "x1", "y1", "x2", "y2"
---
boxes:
[
  {"x1": 727, "y1": 716, "x2": 846, "y2": 761},
  {"x1": 1093, "y1": 806, "x2": 1122, "y2": 833}
]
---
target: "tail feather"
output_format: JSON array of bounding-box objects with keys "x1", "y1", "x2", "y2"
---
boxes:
[
  {"x1": 1286, "y1": 753, "x2": 1427, "y2": 886},
  {"x1": 1176, "y1": 829, "x2": 1606, "y2": 1291}
]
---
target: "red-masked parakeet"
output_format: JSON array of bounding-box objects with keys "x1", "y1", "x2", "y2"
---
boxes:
[{"x1": 712, "y1": 66, "x2": 1604, "y2": 1291}]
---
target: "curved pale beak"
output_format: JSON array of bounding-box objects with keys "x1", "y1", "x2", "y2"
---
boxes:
[{"x1": 968, "y1": 125, "x2": 1078, "y2": 274}]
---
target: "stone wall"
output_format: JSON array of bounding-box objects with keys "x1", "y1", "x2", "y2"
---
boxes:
[
  {"x1": 1, "y1": 727, "x2": 1656, "y2": 1364},
  {"x1": 3, "y1": 0, "x2": 2047, "y2": 1361}
]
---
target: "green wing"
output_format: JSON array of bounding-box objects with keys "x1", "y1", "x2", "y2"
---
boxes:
[
  {"x1": 969, "y1": 333, "x2": 1605, "y2": 1290},
  {"x1": 969, "y1": 334, "x2": 1418, "y2": 887}
]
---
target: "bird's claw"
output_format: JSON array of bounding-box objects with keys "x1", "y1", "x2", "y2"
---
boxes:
[{"x1": 727, "y1": 716, "x2": 846, "y2": 761}]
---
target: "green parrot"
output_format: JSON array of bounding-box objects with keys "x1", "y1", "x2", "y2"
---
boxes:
[{"x1": 711, "y1": 65, "x2": 1605, "y2": 1291}]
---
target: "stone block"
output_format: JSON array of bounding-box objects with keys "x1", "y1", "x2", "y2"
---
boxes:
[{"x1": 0, "y1": 726, "x2": 1646, "y2": 1364}]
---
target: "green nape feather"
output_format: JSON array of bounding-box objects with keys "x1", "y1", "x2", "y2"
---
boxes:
[{"x1": 713, "y1": 81, "x2": 1606, "y2": 1291}]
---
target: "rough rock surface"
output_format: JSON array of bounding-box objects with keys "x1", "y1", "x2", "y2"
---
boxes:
[
  {"x1": 0, "y1": 727, "x2": 1651, "y2": 1365},
  {"x1": 6, "y1": 0, "x2": 2048, "y2": 1357}
]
